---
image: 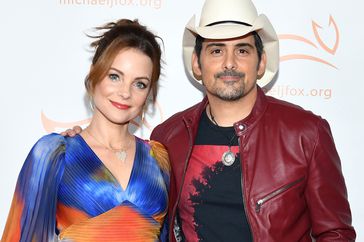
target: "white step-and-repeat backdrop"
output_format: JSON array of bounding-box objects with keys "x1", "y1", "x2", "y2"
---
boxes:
[{"x1": 1, "y1": 0, "x2": 363, "y2": 238}]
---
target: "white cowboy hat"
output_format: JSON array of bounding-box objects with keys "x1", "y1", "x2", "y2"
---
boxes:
[{"x1": 182, "y1": 0, "x2": 279, "y2": 87}]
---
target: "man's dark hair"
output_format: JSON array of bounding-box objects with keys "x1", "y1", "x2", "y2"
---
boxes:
[{"x1": 194, "y1": 31, "x2": 264, "y2": 68}]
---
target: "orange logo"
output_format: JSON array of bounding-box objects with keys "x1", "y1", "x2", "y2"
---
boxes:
[
  {"x1": 41, "y1": 101, "x2": 165, "y2": 133},
  {"x1": 279, "y1": 15, "x2": 339, "y2": 69}
]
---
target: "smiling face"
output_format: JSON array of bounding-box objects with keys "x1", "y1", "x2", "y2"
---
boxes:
[
  {"x1": 92, "y1": 48, "x2": 153, "y2": 125},
  {"x1": 192, "y1": 33, "x2": 266, "y2": 102}
]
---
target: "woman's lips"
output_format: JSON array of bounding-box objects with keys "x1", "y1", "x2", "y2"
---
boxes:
[{"x1": 110, "y1": 100, "x2": 130, "y2": 110}]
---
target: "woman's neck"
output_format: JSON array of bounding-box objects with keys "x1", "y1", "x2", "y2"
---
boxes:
[{"x1": 84, "y1": 114, "x2": 132, "y2": 149}]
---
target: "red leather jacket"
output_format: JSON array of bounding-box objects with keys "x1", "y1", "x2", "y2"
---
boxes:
[{"x1": 151, "y1": 87, "x2": 356, "y2": 241}]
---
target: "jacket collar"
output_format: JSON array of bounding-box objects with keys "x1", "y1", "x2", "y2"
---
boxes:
[
  {"x1": 233, "y1": 86, "x2": 268, "y2": 136},
  {"x1": 182, "y1": 96, "x2": 209, "y2": 139},
  {"x1": 182, "y1": 86, "x2": 268, "y2": 136}
]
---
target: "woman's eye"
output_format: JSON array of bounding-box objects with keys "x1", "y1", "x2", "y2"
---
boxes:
[
  {"x1": 109, "y1": 73, "x2": 119, "y2": 82},
  {"x1": 135, "y1": 81, "x2": 147, "y2": 89}
]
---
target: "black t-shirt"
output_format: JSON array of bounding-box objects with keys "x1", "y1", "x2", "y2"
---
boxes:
[{"x1": 177, "y1": 110, "x2": 252, "y2": 242}]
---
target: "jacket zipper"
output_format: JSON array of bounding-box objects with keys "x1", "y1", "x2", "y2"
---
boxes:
[
  {"x1": 255, "y1": 177, "x2": 305, "y2": 212},
  {"x1": 239, "y1": 135, "x2": 255, "y2": 242},
  {"x1": 171, "y1": 119, "x2": 194, "y2": 242}
]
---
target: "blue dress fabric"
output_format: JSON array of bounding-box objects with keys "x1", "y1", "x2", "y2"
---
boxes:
[{"x1": 1, "y1": 133, "x2": 170, "y2": 242}]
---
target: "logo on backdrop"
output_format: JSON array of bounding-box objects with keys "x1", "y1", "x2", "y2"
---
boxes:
[
  {"x1": 266, "y1": 15, "x2": 340, "y2": 100},
  {"x1": 59, "y1": 0, "x2": 162, "y2": 9},
  {"x1": 41, "y1": 101, "x2": 164, "y2": 133},
  {"x1": 279, "y1": 15, "x2": 339, "y2": 69}
]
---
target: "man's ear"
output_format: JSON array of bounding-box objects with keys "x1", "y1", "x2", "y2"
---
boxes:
[
  {"x1": 192, "y1": 51, "x2": 202, "y2": 79},
  {"x1": 257, "y1": 51, "x2": 267, "y2": 78}
]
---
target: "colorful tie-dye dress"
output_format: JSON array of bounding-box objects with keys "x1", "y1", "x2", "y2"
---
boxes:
[{"x1": 1, "y1": 133, "x2": 170, "y2": 242}]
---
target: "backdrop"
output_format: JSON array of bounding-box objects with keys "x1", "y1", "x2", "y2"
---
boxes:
[{"x1": 0, "y1": 0, "x2": 363, "y2": 238}]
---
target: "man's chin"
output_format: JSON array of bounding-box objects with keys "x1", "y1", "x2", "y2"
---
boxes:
[{"x1": 215, "y1": 91, "x2": 245, "y2": 101}]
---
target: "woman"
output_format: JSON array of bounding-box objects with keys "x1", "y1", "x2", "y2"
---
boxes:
[{"x1": 1, "y1": 19, "x2": 169, "y2": 242}]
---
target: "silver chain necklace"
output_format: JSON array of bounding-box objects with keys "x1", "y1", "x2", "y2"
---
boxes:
[
  {"x1": 208, "y1": 106, "x2": 237, "y2": 166},
  {"x1": 84, "y1": 129, "x2": 132, "y2": 163}
]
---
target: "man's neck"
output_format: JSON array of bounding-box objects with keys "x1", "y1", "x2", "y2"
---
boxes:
[{"x1": 207, "y1": 87, "x2": 257, "y2": 127}]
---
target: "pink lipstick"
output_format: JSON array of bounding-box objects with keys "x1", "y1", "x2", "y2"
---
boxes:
[{"x1": 110, "y1": 100, "x2": 130, "y2": 110}]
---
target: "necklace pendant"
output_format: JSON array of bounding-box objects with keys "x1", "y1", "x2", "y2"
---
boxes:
[
  {"x1": 115, "y1": 150, "x2": 127, "y2": 162},
  {"x1": 222, "y1": 150, "x2": 235, "y2": 166}
]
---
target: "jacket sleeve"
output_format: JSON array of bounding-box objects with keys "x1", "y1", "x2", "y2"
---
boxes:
[
  {"x1": 305, "y1": 119, "x2": 356, "y2": 241},
  {"x1": 1, "y1": 134, "x2": 66, "y2": 242}
]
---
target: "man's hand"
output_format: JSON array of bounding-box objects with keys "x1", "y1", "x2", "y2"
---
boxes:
[{"x1": 60, "y1": 126, "x2": 83, "y2": 137}]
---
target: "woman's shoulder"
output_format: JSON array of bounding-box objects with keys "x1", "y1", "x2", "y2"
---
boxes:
[
  {"x1": 20, "y1": 133, "x2": 68, "y2": 179},
  {"x1": 32, "y1": 133, "x2": 67, "y2": 153},
  {"x1": 36, "y1": 132, "x2": 66, "y2": 142},
  {"x1": 142, "y1": 138, "x2": 170, "y2": 173},
  {"x1": 32, "y1": 133, "x2": 67, "y2": 155}
]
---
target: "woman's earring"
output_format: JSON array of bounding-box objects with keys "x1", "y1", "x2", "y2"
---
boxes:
[
  {"x1": 141, "y1": 106, "x2": 146, "y2": 124},
  {"x1": 89, "y1": 96, "x2": 95, "y2": 111}
]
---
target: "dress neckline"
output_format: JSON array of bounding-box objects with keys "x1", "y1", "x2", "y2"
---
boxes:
[{"x1": 75, "y1": 134, "x2": 140, "y2": 192}]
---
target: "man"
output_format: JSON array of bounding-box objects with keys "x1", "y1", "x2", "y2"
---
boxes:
[{"x1": 150, "y1": 0, "x2": 356, "y2": 241}]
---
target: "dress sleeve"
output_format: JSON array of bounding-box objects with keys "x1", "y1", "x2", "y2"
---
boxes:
[
  {"x1": 306, "y1": 119, "x2": 356, "y2": 240},
  {"x1": 1, "y1": 133, "x2": 66, "y2": 242},
  {"x1": 149, "y1": 140, "x2": 170, "y2": 242},
  {"x1": 149, "y1": 140, "x2": 170, "y2": 185}
]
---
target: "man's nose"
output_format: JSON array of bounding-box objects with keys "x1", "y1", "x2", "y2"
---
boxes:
[{"x1": 223, "y1": 51, "x2": 237, "y2": 70}]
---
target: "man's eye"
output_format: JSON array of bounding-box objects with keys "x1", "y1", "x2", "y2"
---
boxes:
[
  {"x1": 238, "y1": 49, "x2": 248, "y2": 54},
  {"x1": 213, "y1": 49, "x2": 221, "y2": 54},
  {"x1": 109, "y1": 73, "x2": 119, "y2": 81}
]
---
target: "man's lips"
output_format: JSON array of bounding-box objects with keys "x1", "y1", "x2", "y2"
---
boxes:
[
  {"x1": 215, "y1": 70, "x2": 245, "y2": 82},
  {"x1": 220, "y1": 76, "x2": 241, "y2": 81},
  {"x1": 110, "y1": 100, "x2": 130, "y2": 110}
]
